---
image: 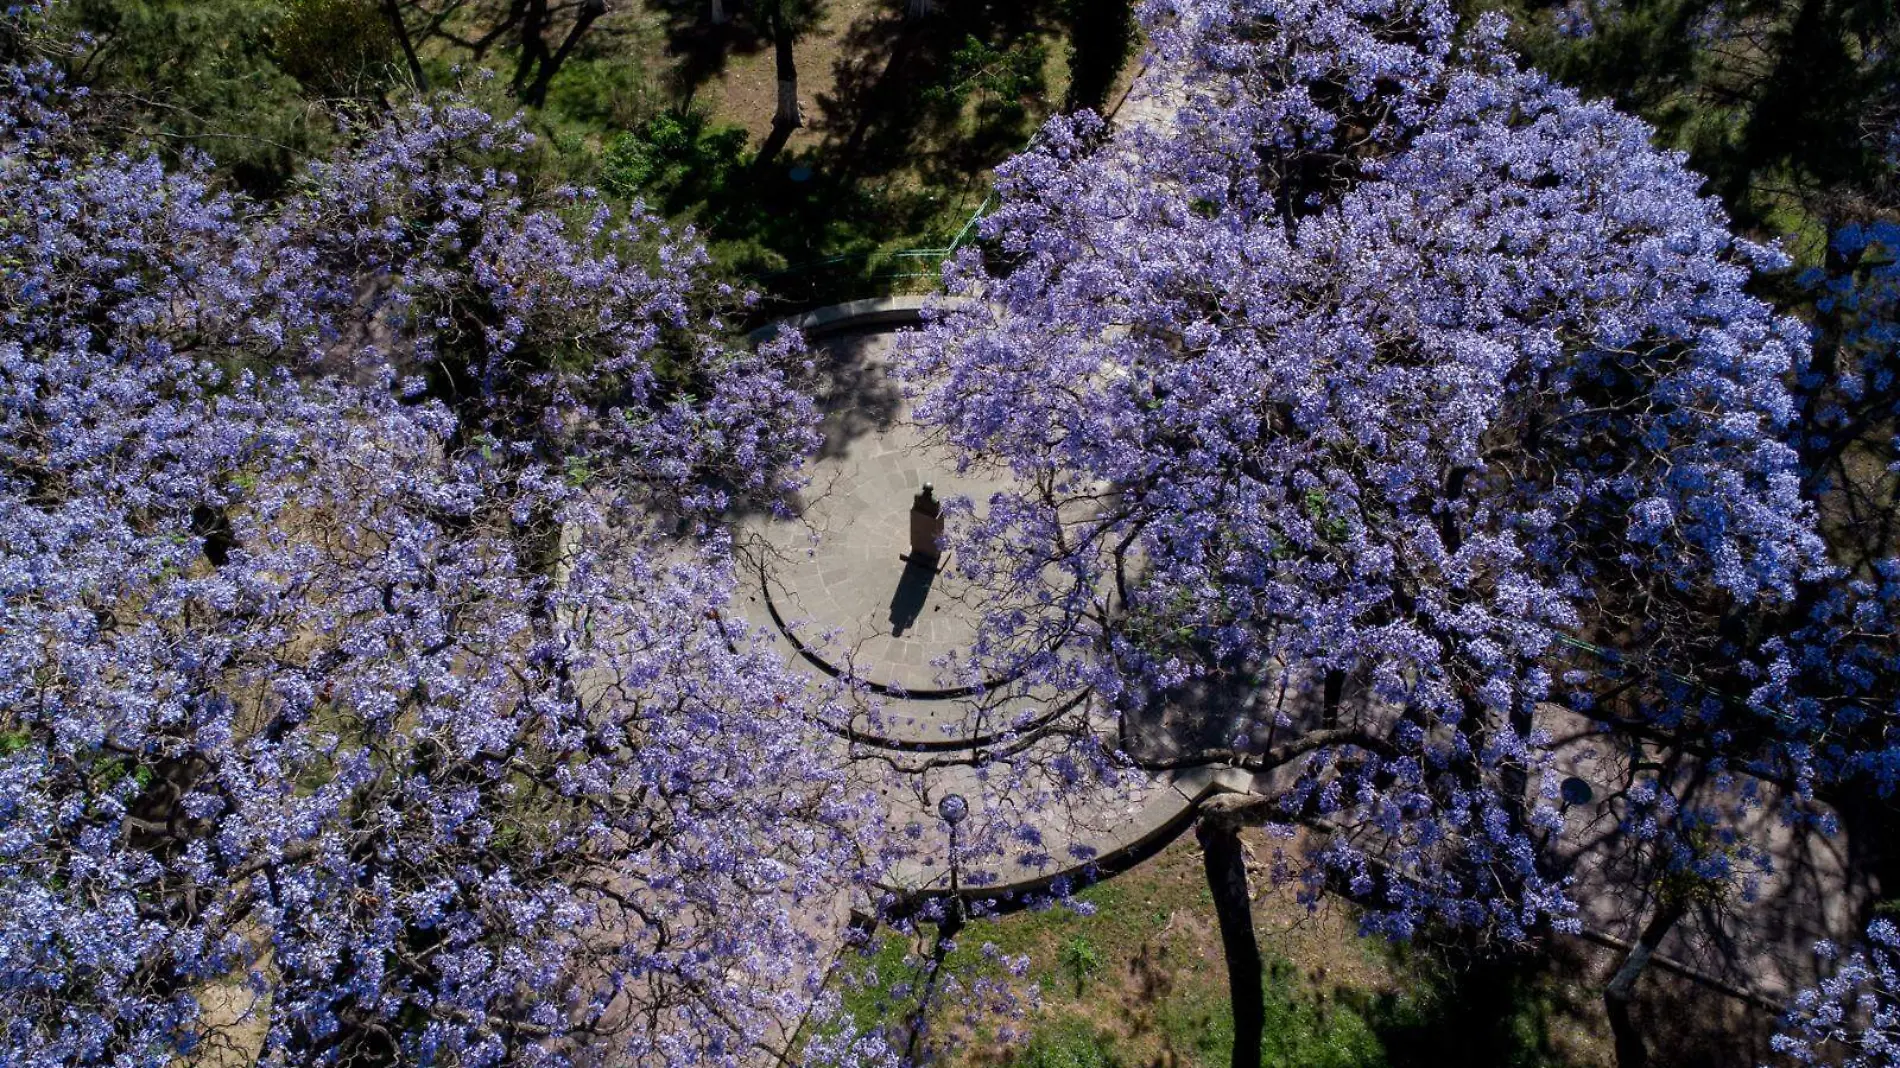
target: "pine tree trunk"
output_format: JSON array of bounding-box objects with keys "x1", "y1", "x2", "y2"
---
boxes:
[
  {"x1": 907, "y1": 0, "x2": 936, "y2": 16},
  {"x1": 773, "y1": 21, "x2": 802, "y2": 129},
  {"x1": 1604, "y1": 900, "x2": 1687, "y2": 1068},
  {"x1": 711, "y1": 0, "x2": 727, "y2": 24},
  {"x1": 1199, "y1": 817, "x2": 1264, "y2": 1068}
]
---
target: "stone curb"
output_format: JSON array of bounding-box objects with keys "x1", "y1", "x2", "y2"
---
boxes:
[
  {"x1": 878, "y1": 765, "x2": 1262, "y2": 907},
  {"x1": 748, "y1": 295, "x2": 972, "y2": 345}
]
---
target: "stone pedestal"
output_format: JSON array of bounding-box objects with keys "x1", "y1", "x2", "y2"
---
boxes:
[{"x1": 908, "y1": 483, "x2": 944, "y2": 562}]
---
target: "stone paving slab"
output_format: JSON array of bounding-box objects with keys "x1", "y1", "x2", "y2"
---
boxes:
[
  {"x1": 748, "y1": 327, "x2": 1023, "y2": 695},
  {"x1": 726, "y1": 320, "x2": 1197, "y2": 902}
]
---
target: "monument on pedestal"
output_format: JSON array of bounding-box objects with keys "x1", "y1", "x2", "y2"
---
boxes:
[{"x1": 907, "y1": 482, "x2": 945, "y2": 567}]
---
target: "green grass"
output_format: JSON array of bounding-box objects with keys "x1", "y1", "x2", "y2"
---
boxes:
[
  {"x1": 1007, "y1": 957, "x2": 1387, "y2": 1068},
  {"x1": 1056, "y1": 935, "x2": 1104, "y2": 995},
  {"x1": 1012, "y1": 1018, "x2": 1122, "y2": 1068},
  {"x1": 836, "y1": 935, "x2": 924, "y2": 1037},
  {"x1": 824, "y1": 836, "x2": 1601, "y2": 1068}
]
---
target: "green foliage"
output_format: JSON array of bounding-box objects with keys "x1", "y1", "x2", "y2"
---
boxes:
[
  {"x1": 837, "y1": 936, "x2": 926, "y2": 1037},
  {"x1": 1156, "y1": 988, "x2": 1237, "y2": 1066},
  {"x1": 87, "y1": 756, "x2": 155, "y2": 795},
  {"x1": 1011, "y1": 1018, "x2": 1122, "y2": 1068},
  {"x1": 703, "y1": 161, "x2": 983, "y2": 309},
  {"x1": 600, "y1": 108, "x2": 750, "y2": 212},
  {"x1": 1261, "y1": 985, "x2": 1386, "y2": 1068},
  {"x1": 595, "y1": 99, "x2": 972, "y2": 300},
  {"x1": 741, "y1": 0, "x2": 827, "y2": 32},
  {"x1": 1057, "y1": 935, "x2": 1104, "y2": 994},
  {"x1": 1358, "y1": 948, "x2": 1578, "y2": 1068},
  {"x1": 1156, "y1": 971, "x2": 1386, "y2": 1068},
  {"x1": 926, "y1": 34, "x2": 1048, "y2": 121},
  {"x1": 1483, "y1": 0, "x2": 1898, "y2": 240},
  {"x1": 595, "y1": 108, "x2": 961, "y2": 302},
  {"x1": 540, "y1": 52, "x2": 657, "y2": 132},
  {"x1": 0, "y1": 730, "x2": 31, "y2": 758},
  {"x1": 58, "y1": 0, "x2": 327, "y2": 191},
  {"x1": 40, "y1": 0, "x2": 1119, "y2": 314},
  {"x1": 1303, "y1": 488, "x2": 1352, "y2": 542},
  {"x1": 274, "y1": 0, "x2": 396, "y2": 98},
  {"x1": 1652, "y1": 825, "x2": 1744, "y2": 909},
  {"x1": 1048, "y1": 941, "x2": 1576, "y2": 1068},
  {"x1": 816, "y1": 870, "x2": 1592, "y2": 1068},
  {"x1": 564, "y1": 457, "x2": 592, "y2": 488}
]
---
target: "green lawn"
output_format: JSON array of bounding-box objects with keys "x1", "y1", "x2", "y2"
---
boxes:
[{"x1": 824, "y1": 832, "x2": 1617, "y2": 1068}]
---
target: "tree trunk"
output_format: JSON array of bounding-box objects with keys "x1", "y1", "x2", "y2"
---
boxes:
[
  {"x1": 518, "y1": 0, "x2": 604, "y2": 108},
  {"x1": 1438, "y1": 464, "x2": 1472, "y2": 554},
  {"x1": 379, "y1": 0, "x2": 430, "y2": 90},
  {"x1": 1199, "y1": 817, "x2": 1263, "y2": 1068},
  {"x1": 772, "y1": 18, "x2": 802, "y2": 129},
  {"x1": 1604, "y1": 899, "x2": 1688, "y2": 1068},
  {"x1": 191, "y1": 504, "x2": 238, "y2": 568},
  {"x1": 903, "y1": 896, "x2": 965, "y2": 1065},
  {"x1": 710, "y1": 0, "x2": 727, "y2": 23},
  {"x1": 511, "y1": 0, "x2": 551, "y2": 101},
  {"x1": 1500, "y1": 702, "x2": 1536, "y2": 831},
  {"x1": 907, "y1": 0, "x2": 936, "y2": 16}
]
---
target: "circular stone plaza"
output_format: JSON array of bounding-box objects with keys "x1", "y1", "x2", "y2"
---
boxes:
[
  {"x1": 726, "y1": 305, "x2": 1220, "y2": 902},
  {"x1": 716, "y1": 301, "x2": 1868, "y2": 1010}
]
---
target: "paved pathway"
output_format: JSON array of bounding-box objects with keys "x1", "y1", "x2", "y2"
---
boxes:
[
  {"x1": 749, "y1": 332, "x2": 1008, "y2": 696},
  {"x1": 1539, "y1": 701, "x2": 1878, "y2": 1003},
  {"x1": 728, "y1": 323, "x2": 1203, "y2": 901}
]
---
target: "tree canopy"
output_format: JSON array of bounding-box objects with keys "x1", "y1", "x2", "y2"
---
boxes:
[
  {"x1": 0, "y1": 9, "x2": 877, "y2": 1062},
  {"x1": 907, "y1": 0, "x2": 1828, "y2": 932},
  {"x1": 8, "y1": 0, "x2": 1900, "y2": 1064}
]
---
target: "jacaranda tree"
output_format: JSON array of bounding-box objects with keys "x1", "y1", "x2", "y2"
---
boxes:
[
  {"x1": 900, "y1": 1, "x2": 1829, "y2": 1064},
  {"x1": 0, "y1": 8, "x2": 881, "y2": 1064},
  {"x1": 1772, "y1": 918, "x2": 1900, "y2": 1067},
  {"x1": 1745, "y1": 222, "x2": 1900, "y2": 797},
  {"x1": 1754, "y1": 222, "x2": 1900, "y2": 1068}
]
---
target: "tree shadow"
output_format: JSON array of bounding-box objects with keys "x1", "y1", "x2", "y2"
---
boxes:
[
  {"x1": 1120, "y1": 653, "x2": 1369, "y2": 766},
  {"x1": 648, "y1": 0, "x2": 769, "y2": 105},
  {"x1": 809, "y1": 328, "x2": 907, "y2": 460},
  {"x1": 811, "y1": 0, "x2": 1069, "y2": 184},
  {"x1": 1514, "y1": 0, "x2": 1896, "y2": 234},
  {"x1": 1814, "y1": 436, "x2": 1900, "y2": 571},
  {"x1": 812, "y1": 2, "x2": 926, "y2": 177},
  {"x1": 717, "y1": 326, "x2": 903, "y2": 527},
  {"x1": 752, "y1": 119, "x2": 797, "y2": 168},
  {"x1": 1538, "y1": 936, "x2": 1779, "y2": 1068},
  {"x1": 1541, "y1": 693, "x2": 1883, "y2": 1006},
  {"x1": 1343, "y1": 946, "x2": 1608, "y2": 1068},
  {"x1": 615, "y1": 0, "x2": 1147, "y2": 317}
]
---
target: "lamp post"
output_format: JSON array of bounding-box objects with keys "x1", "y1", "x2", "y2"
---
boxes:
[
  {"x1": 938, "y1": 792, "x2": 968, "y2": 938},
  {"x1": 903, "y1": 792, "x2": 971, "y2": 1064},
  {"x1": 1539, "y1": 775, "x2": 1598, "y2": 855}
]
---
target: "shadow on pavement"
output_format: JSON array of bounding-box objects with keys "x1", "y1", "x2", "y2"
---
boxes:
[{"x1": 888, "y1": 554, "x2": 938, "y2": 636}]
